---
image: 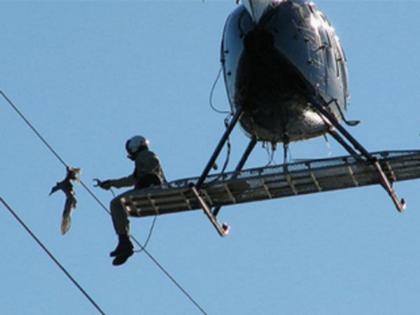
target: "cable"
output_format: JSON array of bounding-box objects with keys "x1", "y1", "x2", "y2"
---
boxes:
[
  {"x1": 0, "y1": 197, "x2": 106, "y2": 315},
  {"x1": 0, "y1": 91, "x2": 68, "y2": 168},
  {"x1": 1, "y1": 90, "x2": 208, "y2": 315},
  {"x1": 106, "y1": 186, "x2": 156, "y2": 253},
  {"x1": 99, "y1": 186, "x2": 157, "y2": 254},
  {"x1": 263, "y1": 142, "x2": 275, "y2": 167},
  {"x1": 134, "y1": 215, "x2": 157, "y2": 254},
  {"x1": 209, "y1": 67, "x2": 230, "y2": 115},
  {"x1": 80, "y1": 182, "x2": 207, "y2": 314}
]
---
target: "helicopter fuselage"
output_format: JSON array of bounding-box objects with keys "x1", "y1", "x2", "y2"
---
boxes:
[{"x1": 221, "y1": 0, "x2": 349, "y2": 144}]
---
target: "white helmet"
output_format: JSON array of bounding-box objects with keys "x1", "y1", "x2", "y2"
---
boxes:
[{"x1": 125, "y1": 135, "x2": 149, "y2": 156}]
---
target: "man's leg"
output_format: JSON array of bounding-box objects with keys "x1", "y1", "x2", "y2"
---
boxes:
[
  {"x1": 109, "y1": 191, "x2": 134, "y2": 266},
  {"x1": 110, "y1": 193, "x2": 131, "y2": 235}
]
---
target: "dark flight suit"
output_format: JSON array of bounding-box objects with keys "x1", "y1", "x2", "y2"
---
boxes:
[{"x1": 107, "y1": 149, "x2": 165, "y2": 235}]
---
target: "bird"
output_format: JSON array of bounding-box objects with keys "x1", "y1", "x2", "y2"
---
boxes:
[{"x1": 49, "y1": 166, "x2": 80, "y2": 235}]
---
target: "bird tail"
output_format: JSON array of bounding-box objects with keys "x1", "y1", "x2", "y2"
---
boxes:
[{"x1": 61, "y1": 216, "x2": 71, "y2": 235}]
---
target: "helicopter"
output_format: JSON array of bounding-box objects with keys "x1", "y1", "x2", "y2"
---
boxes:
[
  {"x1": 119, "y1": 0, "x2": 414, "y2": 237},
  {"x1": 193, "y1": 0, "x2": 406, "y2": 228}
]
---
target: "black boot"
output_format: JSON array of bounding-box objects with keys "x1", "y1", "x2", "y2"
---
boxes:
[{"x1": 110, "y1": 234, "x2": 134, "y2": 266}]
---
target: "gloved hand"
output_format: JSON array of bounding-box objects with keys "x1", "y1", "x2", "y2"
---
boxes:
[{"x1": 94, "y1": 179, "x2": 113, "y2": 190}]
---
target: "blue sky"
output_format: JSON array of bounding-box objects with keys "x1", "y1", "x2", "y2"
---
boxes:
[{"x1": 1, "y1": 1, "x2": 420, "y2": 314}]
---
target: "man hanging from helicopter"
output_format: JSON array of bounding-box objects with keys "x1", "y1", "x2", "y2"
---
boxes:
[{"x1": 96, "y1": 135, "x2": 165, "y2": 266}]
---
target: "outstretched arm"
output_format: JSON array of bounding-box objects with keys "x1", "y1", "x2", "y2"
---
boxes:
[{"x1": 98, "y1": 175, "x2": 135, "y2": 189}]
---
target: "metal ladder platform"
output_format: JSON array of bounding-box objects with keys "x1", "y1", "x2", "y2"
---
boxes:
[{"x1": 120, "y1": 150, "x2": 420, "y2": 218}]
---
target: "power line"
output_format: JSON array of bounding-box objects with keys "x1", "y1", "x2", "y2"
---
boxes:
[
  {"x1": 80, "y1": 159, "x2": 208, "y2": 315},
  {"x1": 0, "y1": 91, "x2": 68, "y2": 167},
  {"x1": 0, "y1": 197, "x2": 107, "y2": 315},
  {"x1": 1, "y1": 90, "x2": 208, "y2": 315}
]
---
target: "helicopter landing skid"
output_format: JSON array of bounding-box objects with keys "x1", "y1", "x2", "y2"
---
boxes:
[{"x1": 311, "y1": 97, "x2": 406, "y2": 212}]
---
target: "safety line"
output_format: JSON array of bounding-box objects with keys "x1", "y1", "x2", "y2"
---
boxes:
[
  {"x1": 1, "y1": 90, "x2": 208, "y2": 315},
  {"x1": 0, "y1": 197, "x2": 106, "y2": 315},
  {"x1": 80, "y1": 180, "x2": 208, "y2": 315},
  {"x1": 134, "y1": 215, "x2": 157, "y2": 253}
]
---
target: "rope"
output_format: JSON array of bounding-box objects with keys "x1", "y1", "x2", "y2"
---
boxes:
[
  {"x1": 1, "y1": 90, "x2": 208, "y2": 315},
  {"x1": 81, "y1": 183, "x2": 207, "y2": 315},
  {"x1": 0, "y1": 197, "x2": 106, "y2": 315},
  {"x1": 106, "y1": 187, "x2": 157, "y2": 253},
  {"x1": 134, "y1": 215, "x2": 157, "y2": 254}
]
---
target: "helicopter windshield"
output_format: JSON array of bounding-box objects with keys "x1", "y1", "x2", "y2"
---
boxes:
[{"x1": 242, "y1": 0, "x2": 285, "y2": 23}]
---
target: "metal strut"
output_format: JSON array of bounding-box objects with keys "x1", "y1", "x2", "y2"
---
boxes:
[
  {"x1": 195, "y1": 109, "x2": 243, "y2": 236},
  {"x1": 310, "y1": 96, "x2": 406, "y2": 212},
  {"x1": 196, "y1": 110, "x2": 243, "y2": 188}
]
